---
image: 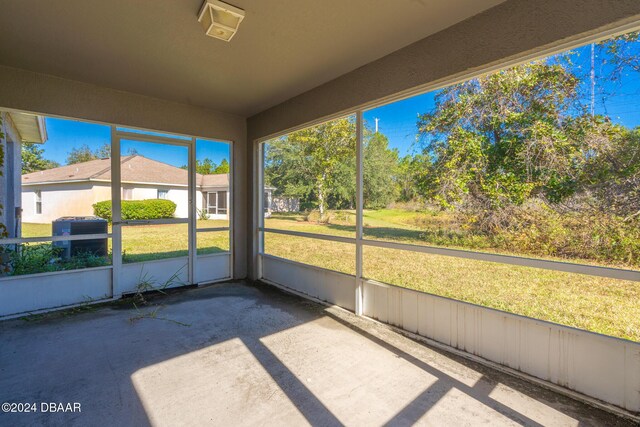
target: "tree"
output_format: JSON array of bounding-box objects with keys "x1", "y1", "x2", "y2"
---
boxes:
[
  {"x1": 580, "y1": 123, "x2": 640, "y2": 218},
  {"x1": 363, "y1": 132, "x2": 399, "y2": 209},
  {"x1": 180, "y1": 158, "x2": 229, "y2": 175},
  {"x1": 265, "y1": 117, "x2": 356, "y2": 215},
  {"x1": 214, "y1": 158, "x2": 230, "y2": 174},
  {"x1": 22, "y1": 144, "x2": 60, "y2": 173},
  {"x1": 597, "y1": 32, "x2": 640, "y2": 80},
  {"x1": 396, "y1": 153, "x2": 431, "y2": 202},
  {"x1": 265, "y1": 118, "x2": 406, "y2": 213},
  {"x1": 66, "y1": 144, "x2": 97, "y2": 164},
  {"x1": 95, "y1": 142, "x2": 111, "y2": 159},
  {"x1": 418, "y1": 60, "x2": 594, "y2": 209},
  {"x1": 196, "y1": 158, "x2": 215, "y2": 174},
  {"x1": 65, "y1": 142, "x2": 120, "y2": 164}
]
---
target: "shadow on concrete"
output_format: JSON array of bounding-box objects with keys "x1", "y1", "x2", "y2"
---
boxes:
[{"x1": 0, "y1": 281, "x2": 633, "y2": 426}]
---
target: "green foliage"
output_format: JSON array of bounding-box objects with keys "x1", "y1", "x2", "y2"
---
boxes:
[
  {"x1": 262, "y1": 34, "x2": 640, "y2": 271},
  {"x1": 194, "y1": 158, "x2": 214, "y2": 174},
  {"x1": 66, "y1": 144, "x2": 98, "y2": 164},
  {"x1": 22, "y1": 144, "x2": 60, "y2": 173},
  {"x1": 66, "y1": 142, "x2": 120, "y2": 164},
  {"x1": 92, "y1": 201, "x2": 112, "y2": 221},
  {"x1": 418, "y1": 60, "x2": 592, "y2": 208},
  {"x1": 214, "y1": 158, "x2": 230, "y2": 174},
  {"x1": 93, "y1": 199, "x2": 176, "y2": 222},
  {"x1": 181, "y1": 158, "x2": 230, "y2": 175},
  {"x1": 265, "y1": 118, "x2": 402, "y2": 213},
  {"x1": 396, "y1": 153, "x2": 431, "y2": 202},
  {"x1": 265, "y1": 117, "x2": 356, "y2": 215},
  {"x1": 7, "y1": 244, "x2": 109, "y2": 276},
  {"x1": 305, "y1": 209, "x2": 356, "y2": 225},
  {"x1": 485, "y1": 200, "x2": 640, "y2": 266},
  {"x1": 363, "y1": 133, "x2": 399, "y2": 209},
  {"x1": 95, "y1": 142, "x2": 111, "y2": 159},
  {"x1": 579, "y1": 124, "x2": 640, "y2": 218},
  {"x1": 597, "y1": 31, "x2": 639, "y2": 82}
]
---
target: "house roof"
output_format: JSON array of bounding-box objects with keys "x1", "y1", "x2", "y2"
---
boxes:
[
  {"x1": 7, "y1": 112, "x2": 47, "y2": 143},
  {"x1": 200, "y1": 173, "x2": 228, "y2": 187},
  {"x1": 22, "y1": 155, "x2": 229, "y2": 188}
]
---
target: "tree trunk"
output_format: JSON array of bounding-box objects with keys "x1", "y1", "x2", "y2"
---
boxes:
[{"x1": 317, "y1": 175, "x2": 326, "y2": 216}]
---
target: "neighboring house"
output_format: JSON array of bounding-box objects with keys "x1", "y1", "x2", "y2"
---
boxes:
[
  {"x1": 0, "y1": 111, "x2": 48, "y2": 237},
  {"x1": 21, "y1": 155, "x2": 237, "y2": 223},
  {"x1": 262, "y1": 188, "x2": 299, "y2": 218}
]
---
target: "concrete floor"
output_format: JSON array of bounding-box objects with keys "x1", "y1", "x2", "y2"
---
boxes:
[{"x1": 0, "y1": 282, "x2": 634, "y2": 427}]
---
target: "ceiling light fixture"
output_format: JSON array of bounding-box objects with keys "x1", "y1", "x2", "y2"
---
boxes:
[{"x1": 198, "y1": 0, "x2": 245, "y2": 42}]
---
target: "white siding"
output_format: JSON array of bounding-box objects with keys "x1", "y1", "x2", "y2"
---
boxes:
[
  {"x1": 21, "y1": 182, "x2": 229, "y2": 224},
  {"x1": 0, "y1": 268, "x2": 112, "y2": 317},
  {"x1": 262, "y1": 255, "x2": 356, "y2": 311},
  {"x1": 22, "y1": 182, "x2": 99, "y2": 223},
  {"x1": 361, "y1": 280, "x2": 640, "y2": 413}
]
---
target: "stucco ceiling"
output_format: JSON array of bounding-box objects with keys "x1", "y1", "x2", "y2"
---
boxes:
[{"x1": 0, "y1": 0, "x2": 504, "y2": 117}]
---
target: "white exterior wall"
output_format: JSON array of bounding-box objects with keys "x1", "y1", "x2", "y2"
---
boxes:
[
  {"x1": 196, "y1": 189, "x2": 204, "y2": 214},
  {"x1": 21, "y1": 182, "x2": 229, "y2": 224},
  {"x1": 262, "y1": 255, "x2": 356, "y2": 311},
  {"x1": 0, "y1": 268, "x2": 112, "y2": 317},
  {"x1": 22, "y1": 182, "x2": 98, "y2": 223}
]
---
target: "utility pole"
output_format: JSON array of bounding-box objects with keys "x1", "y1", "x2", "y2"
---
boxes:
[{"x1": 374, "y1": 117, "x2": 379, "y2": 133}]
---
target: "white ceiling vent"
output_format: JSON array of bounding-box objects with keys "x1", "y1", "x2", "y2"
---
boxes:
[{"x1": 198, "y1": 0, "x2": 245, "y2": 42}]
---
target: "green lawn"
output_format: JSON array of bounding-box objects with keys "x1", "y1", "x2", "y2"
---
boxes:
[
  {"x1": 263, "y1": 212, "x2": 640, "y2": 342},
  {"x1": 22, "y1": 220, "x2": 230, "y2": 264},
  {"x1": 19, "y1": 213, "x2": 640, "y2": 342}
]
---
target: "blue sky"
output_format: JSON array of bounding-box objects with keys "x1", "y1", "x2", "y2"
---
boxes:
[
  {"x1": 40, "y1": 119, "x2": 231, "y2": 168},
  {"x1": 364, "y1": 40, "x2": 640, "y2": 156},
  {"x1": 39, "y1": 36, "x2": 640, "y2": 163}
]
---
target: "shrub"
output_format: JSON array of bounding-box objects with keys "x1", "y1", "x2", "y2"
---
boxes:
[
  {"x1": 93, "y1": 199, "x2": 176, "y2": 222},
  {"x1": 304, "y1": 210, "x2": 355, "y2": 225},
  {"x1": 305, "y1": 210, "x2": 331, "y2": 224},
  {"x1": 6, "y1": 244, "x2": 110, "y2": 276},
  {"x1": 461, "y1": 198, "x2": 640, "y2": 267},
  {"x1": 9, "y1": 244, "x2": 63, "y2": 275}
]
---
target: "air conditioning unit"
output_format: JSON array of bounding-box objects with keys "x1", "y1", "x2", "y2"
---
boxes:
[{"x1": 52, "y1": 216, "x2": 108, "y2": 259}]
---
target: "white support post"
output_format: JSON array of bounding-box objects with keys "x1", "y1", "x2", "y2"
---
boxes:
[
  {"x1": 257, "y1": 142, "x2": 265, "y2": 279},
  {"x1": 110, "y1": 127, "x2": 122, "y2": 297},
  {"x1": 355, "y1": 111, "x2": 364, "y2": 315},
  {"x1": 188, "y1": 137, "x2": 197, "y2": 285},
  {"x1": 228, "y1": 140, "x2": 234, "y2": 279}
]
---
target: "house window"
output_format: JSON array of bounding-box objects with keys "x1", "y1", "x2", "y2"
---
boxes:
[
  {"x1": 157, "y1": 189, "x2": 168, "y2": 199},
  {"x1": 35, "y1": 190, "x2": 42, "y2": 214},
  {"x1": 217, "y1": 191, "x2": 227, "y2": 214},
  {"x1": 207, "y1": 192, "x2": 217, "y2": 214},
  {"x1": 122, "y1": 188, "x2": 133, "y2": 200},
  {"x1": 206, "y1": 191, "x2": 228, "y2": 215}
]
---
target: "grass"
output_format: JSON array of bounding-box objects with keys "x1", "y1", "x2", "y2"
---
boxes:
[
  {"x1": 263, "y1": 212, "x2": 640, "y2": 342},
  {"x1": 19, "y1": 212, "x2": 640, "y2": 342},
  {"x1": 21, "y1": 219, "x2": 230, "y2": 264}
]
